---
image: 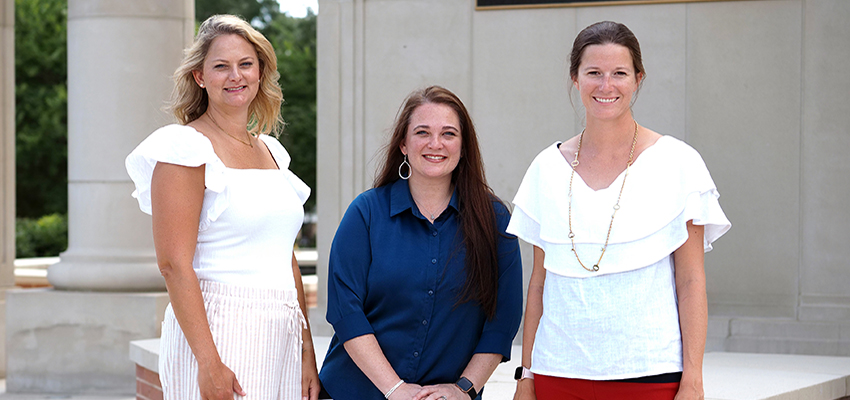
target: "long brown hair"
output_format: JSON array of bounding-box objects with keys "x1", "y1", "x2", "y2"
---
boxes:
[{"x1": 375, "y1": 86, "x2": 501, "y2": 319}]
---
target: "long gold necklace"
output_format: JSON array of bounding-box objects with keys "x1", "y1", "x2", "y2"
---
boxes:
[
  {"x1": 208, "y1": 112, "x2": 253, "y2": 148},
  {"x1": 567, "y1": 120, "x2": 639, "y2": 272}
]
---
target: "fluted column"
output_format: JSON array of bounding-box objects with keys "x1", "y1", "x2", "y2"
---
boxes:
[
  {"x1": 6, "y1": 1, "x2": 194, "y2": 394},
  {"x1": 47, "y1": 0, "x2": 195, "y2": 291},
  {"x1": 0, "y1": 0, "x2": 16, "y2": 378}
]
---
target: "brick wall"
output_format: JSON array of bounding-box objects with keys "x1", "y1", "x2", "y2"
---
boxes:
[{"x1": 136, "y1": 364, "x2": 163, "y2": 400}]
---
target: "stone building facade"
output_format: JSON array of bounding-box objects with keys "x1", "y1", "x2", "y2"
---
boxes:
[{"x1": 0, "y1": 0, "x2": 848, "y2": 394}]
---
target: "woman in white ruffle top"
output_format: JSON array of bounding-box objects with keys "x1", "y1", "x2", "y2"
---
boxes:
[
  {"x1": 509, "y1": 22, "x2": 730, "y2": 400},
  {"x1": 125, "y1": 15, "x2": 319, "y2": 400}
]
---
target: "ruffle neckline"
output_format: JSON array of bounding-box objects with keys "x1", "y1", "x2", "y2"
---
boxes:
[
  {"x1": 508, "y1": 136, "x2": 731, "y2": 278},
  {"x1": 125, "y1": 124, "x2": 310, "y2": 231}
]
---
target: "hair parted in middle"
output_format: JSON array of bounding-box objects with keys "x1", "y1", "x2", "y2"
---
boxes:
[
  {"x1": 167, "y1": 14, "x2": 284, "y2": 137},
  {"x1": 569, "y1": 20, "x2": 645, "y2": 84},
  {"x1": 374, "y1": 85, "x2": 504, "y2": 319}
]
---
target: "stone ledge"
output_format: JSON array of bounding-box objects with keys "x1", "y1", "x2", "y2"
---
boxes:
[
  {"x1": 704, "y1": 352, "x2": 850, "y2": 400},
  {"x1": 131, "y1": 338, "x2": 850, "y2": 400},
  {"x1": 129, "y1": 339, "x2": 160, "y2": 374},
  {"x1": 7, "y1": 289, "x2": 169, "y2": 395}
]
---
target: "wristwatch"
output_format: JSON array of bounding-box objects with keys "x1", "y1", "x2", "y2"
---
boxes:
[
  {"x1": 455, "y1": 376, "x2": 478, "y2": 399},
  {"x1": 514, "y1": 366, "x2": 534, "y2": 381}
]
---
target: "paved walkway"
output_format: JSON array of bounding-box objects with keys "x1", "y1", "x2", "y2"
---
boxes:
[{"x1": 2, "y1": 336, "x2": 850, "y2": 399}]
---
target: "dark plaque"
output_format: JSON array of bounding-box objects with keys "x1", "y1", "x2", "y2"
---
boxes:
[
  {"x1": 476, "y1": 0, "x2": 695, "y2": 9},
  {"x1": 479, "y1": 0, "x2": 622, "y2": 5}
]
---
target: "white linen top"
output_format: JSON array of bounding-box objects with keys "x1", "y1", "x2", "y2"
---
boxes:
[
  {"x1": 507, "y1": 136, "x2": 730, "y2": 380},
  {"x1": 125, "y1": 124, "x2": 310, "y2": 290}
]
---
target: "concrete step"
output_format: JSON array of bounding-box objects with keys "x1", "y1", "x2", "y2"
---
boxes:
[
  {"x1": 709, "y1": 317, "x2": 850, "y2": 357},
  {"x1": 6, "y1": 337, "x2": 850, "y2": 400}
]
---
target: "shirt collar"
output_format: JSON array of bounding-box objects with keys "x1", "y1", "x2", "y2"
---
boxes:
[{"x1": 389, "y1": 179, "x2": 460, "y2": 219}]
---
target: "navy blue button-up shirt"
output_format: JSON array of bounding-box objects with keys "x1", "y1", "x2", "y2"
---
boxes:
[{"x1": 319, "y1": 179, "x2": 523, "y2": 399}]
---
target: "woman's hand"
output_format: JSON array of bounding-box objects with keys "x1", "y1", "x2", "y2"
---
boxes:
[
  {"x1": 197, "y1": 359, "x2": 245, "y2": 400},
  {"x1": 301, "y1": 344, "x2": 320, "y2": 400},
  {"x1": 673, "y1": 375, "x2": 704, "y2": 400},
  {"x1": 411, "y1": 383, "x2": 467, "y2": 400},
  {"x1": 388, "y1": 382, "x2": 423, "y2": 400},
  {"x1": 512, "y1": 378, "x2": 536, "y2": 400}
]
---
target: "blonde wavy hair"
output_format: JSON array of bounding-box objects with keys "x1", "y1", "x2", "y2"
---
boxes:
[{"x1": 167, "y1": 14, "x2": 283, "y2": 137}]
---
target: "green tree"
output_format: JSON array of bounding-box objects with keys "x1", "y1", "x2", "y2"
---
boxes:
[
  {"x1": 264, "y1": 10, "x2": 317, "y2": 212},
  {"x1": 14, "y1": 0, "x2": 68, "y2": 218},
  {"x1": 195, "y1": 2, "x2": 317, "y2": 211},
  {"x1": 196, "y1": 0, "x2": 282, "y2": 27}
]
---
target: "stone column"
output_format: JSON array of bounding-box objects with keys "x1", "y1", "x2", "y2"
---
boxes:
[
  {"x1": 5, "y1": 0, "x2": 193, "y2": 394},
  {"x1": 314, "y1": 0, "x2": 479, "y2": 336},
  {"x1": 314, "y1": 0, "x2": 363, "y2": 336},
  {"x1": 48, "y1": 0, "x2": 195, "y2": 291},
  {"x1": 0, "y1": 0, "x2": 15, "y2": 379}
]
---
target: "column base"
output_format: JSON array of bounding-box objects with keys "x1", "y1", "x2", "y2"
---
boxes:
[
  {"x1": 0, "y1": 288, "x2": 8, "y2": 378},
  {"x1": 48, "y1": 250, "x2": 165, "y2": 291},
  {"x1": 6, "y1": 288, "x2": 169, "y2": 395}
]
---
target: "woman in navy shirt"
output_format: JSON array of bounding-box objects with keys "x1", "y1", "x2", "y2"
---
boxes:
[{"x1": 319, "y1": 86, "x2": 523, "y2": 400}]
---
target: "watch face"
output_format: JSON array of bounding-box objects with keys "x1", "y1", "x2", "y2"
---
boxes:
[
  {"x1": 514, "y1": 366, "x2": 523, "y2": 380},
  {"x1": 456, "y1": 376, "x2": 474, "y2": 392}
]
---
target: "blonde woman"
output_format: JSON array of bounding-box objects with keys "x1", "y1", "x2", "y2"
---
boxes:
[{"x1": 126, "y1": 15, "x2": 319, "y2": 400}]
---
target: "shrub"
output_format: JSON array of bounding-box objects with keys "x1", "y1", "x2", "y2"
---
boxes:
[{"x1": 15, "y1": 213, "x2": 68, "y2": 258}]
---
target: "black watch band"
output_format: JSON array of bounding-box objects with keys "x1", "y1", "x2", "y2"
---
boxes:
[{"x1": 455, "y1": 376, "x2": 478, "y2": 399}]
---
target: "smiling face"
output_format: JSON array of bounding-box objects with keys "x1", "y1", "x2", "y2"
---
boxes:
[
  {"x1": 400, "y1": 102, "x2": 463, "y2": 185},
  {"x1": 573, "y1": 43, "x2": 643, "y2": 122},
  {"x1": 193, "y1": 34, "x2": 261, "y2": 111}
]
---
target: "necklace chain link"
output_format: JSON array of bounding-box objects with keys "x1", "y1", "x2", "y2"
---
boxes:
[
  {"x1": 208, "y1": 113, "x2": 254, "y2": 148},
  {"x1": 567, "y1": 120, "x2": 639, "y2": 272},
  {"x1": 413, "y1": 195, "x2": 451, "y2": 223}
]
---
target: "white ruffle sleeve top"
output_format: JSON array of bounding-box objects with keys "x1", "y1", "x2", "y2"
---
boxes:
[
  {"x1": 125, "y1": 124, "x2": 311, "y2": 290},
  {"x1": 507, "y1": 136, "x2": 730, "y2": 380}
]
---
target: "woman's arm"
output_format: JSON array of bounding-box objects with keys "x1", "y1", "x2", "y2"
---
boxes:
[
  {"x1": 343, "y1": 335, "x2": 423, "y2": 399},
  {"x1": 327, "y1": 196, "x2": 423, "y2": 399},
  {"x1": 410, "y1": 352, "x2": 502, "y2": 400},
  {"x1": 151, "y1": 162, "x2": 246, "y2": 400},
  {"x1": 292, "y1": 254, "x2": 320, "y2": 400},
  {"x1": 513, "y1": 245, "x2": 545, "y2": 400},
  {"x1": 673, "y1": 221, "x2": 707, "y2": 400},
  {"x1": 413, "y1": 209, "x2": 526, "y2": 400}
]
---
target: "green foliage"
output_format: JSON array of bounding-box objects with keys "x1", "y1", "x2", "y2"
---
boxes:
[
  {"x1": 14, "y1": 0, "x2": 68, "y2": 218},
  {"x1": 11, "y1": 0, "x2": 316, "y2": 257},
  {"x1": 194, "y1": 2, "x2": 318, "y2": 211},
  {"x1": 196, "y1": 0, "x2": 282, "y2": 27},
  {"x1": 15, "y1": 214, "x2": 68, "y2": 258},
  {"x1": 265, "y1": 11, "x2": 317, "y2": 212}
]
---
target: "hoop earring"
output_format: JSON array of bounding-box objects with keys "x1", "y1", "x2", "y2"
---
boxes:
[{"x1": 398, "y1": 154, "x2": 411, "y2": 180}]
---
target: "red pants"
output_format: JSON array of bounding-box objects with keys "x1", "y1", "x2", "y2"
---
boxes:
[{"x1": 534, "y1": 374, "x2": 680, "y2": 400}]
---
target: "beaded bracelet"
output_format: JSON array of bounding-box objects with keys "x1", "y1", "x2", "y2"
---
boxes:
[{"x1": 384, "y1": 379, "x2": 405, "y2": 399}]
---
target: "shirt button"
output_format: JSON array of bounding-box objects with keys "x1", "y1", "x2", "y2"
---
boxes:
[
  {"x1": 431, "y1": 259, "x2": 437, "y2": 264},
  {"x1": 413, "y1": 351, "x2": 419, "y2": 357},
  {"x1": 428, "y1": 290, "x2": 434, "y2": 296},
  {"x1": 422, "y1": 320, "x2": 428, "y2": 325},
  {"x1": 432, "y1": 231, "x2": 438, "y2": 236}
]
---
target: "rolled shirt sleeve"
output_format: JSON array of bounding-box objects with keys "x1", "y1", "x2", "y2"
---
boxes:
[
  {"x1": 325, "y1": 194, "x2": 376, "y2": 342},
  {"x1": 319, "y1": 180, "x2": 523, "y2": 399}
]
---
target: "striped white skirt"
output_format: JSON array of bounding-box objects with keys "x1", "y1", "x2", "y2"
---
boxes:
[{"x1": 159, "y1": 280, "x2": 306, "y2": 400}]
